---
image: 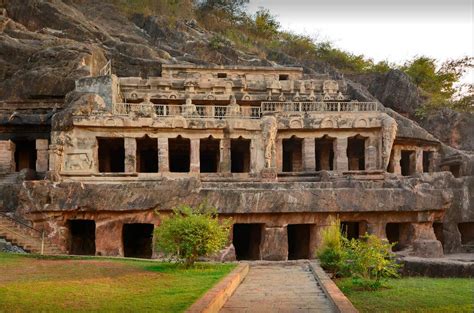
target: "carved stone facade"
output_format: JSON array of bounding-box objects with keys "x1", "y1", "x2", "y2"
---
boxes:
[{"x1": 1, "y1": 64, "x2": 470, "y2": 261}]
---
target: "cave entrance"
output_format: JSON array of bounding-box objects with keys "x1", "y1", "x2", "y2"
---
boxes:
[
  {"x1": 122, "y1": 223, "x2": 154, "y2": 258},
  {"x1": 136, "y1": 136, "x2": 158, "y2": 173},
  {"x1": 458, "y1": 222, "x2": 474, "y2": 245},
  {"x1": 13, "y1": 140, "x2": 36, "y2": 172},
  {"x1": 68, "y1": 220, "x2": 96, "y2": 256},
  {"x1": 423, "y1": 151, "x2": 433, "y2": 173},
  {"x1": 449, "y1": 164, "x2": 461, "y2": 178},
  {"x1": 98, "y1": 138, "x2": 125, "y2": 172},
  {"x1": 400, "y1": 150, "x2": 416, "y2": 176},
  {"x1": 433, "y1": 222, "x2": 444, "y2": 247},
  {"x1": 315, "y1": 136, "x2": 335, "y2": 171},
  {"x1": 231, "y1": 138, "x2": 250, "y2": 173},
  {"x1": 200, "y1": 137, "x2": 220, "y2": 173},
  {"x1": 233, "y1": 223, "x2": 263, "y2": 260},
  {"x1": 340, "y1": 222, "x2": 362, "y2": 240},
  {"x1": 169, "y1": 136, "x2": 190, "y2": 172},
  {"x1": 282, "y1": 136, "x2": 303, "y2": 172},
  {"x1": 287, "y1": 224, "x2": 311, "y2": 260},
  {"x1": 386, "y1": 223, "x2": 411, "y2": 251},
  {"x1": 347, "y1": 135, "x2": 366, "y2": 170}
]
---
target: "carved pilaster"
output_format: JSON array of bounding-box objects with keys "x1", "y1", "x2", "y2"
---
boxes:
[
  {"x1": 158, "y1": 138, "x2": 169, "y2": 173},
  {"x1": 335, "y1": 137, "x2": 348, "y2": 172},
  {"x1": 190, "y1": 138, "x2": 200, "y2": 173},
  {"x1": 124, "y1": 138, "x2": 136, "y2": 173},
  {"x1": 303, "y1": 138, "x2": 316, "y2": 172}
]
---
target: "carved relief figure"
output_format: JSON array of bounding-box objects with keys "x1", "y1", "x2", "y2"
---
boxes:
[
  {"x1": 262, "y1": 116, "x2": 278, "y2": 168},
  {"x1": 381, "y1": 115, "x2": 398, "y2": 169},
  {"x1": 65, "y1": 153, "x2": 93, "y2": 171}
]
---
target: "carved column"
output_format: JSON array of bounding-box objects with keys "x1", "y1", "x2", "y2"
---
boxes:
[
  {"x1": 190, "y1": 138, "x2": 200, "y2": 173},
  {"x1": 124, "y1": 138, "x2": 136, "y2": 173},
  {"x1": 365, "y1": 146, "x2": 377, "y2": 170},
  {"x1": 393, "y1": 147, "x2": 401, "y2": 175},
  {"x1": 303, "y1": 138, "x2": 316, "y2": 172},
  {"x1": 415, "y1": 148, "x2": 423, "y2": 173},
  {"x1": 367, "y1": 222, "x2": 387, "y2": 240},
  {"x1": 0, "y1": 140, "x2": 15, "y2": 173},
  {"x1": 219, "y1": 138, "x2": 231, "y2": 174},
  {"x1": 35, "y1": 139, "x2": 49, "y2": 172},
  {"x1": 158, "y1": 138, "x2": 169, "y2": 173},
  {"x1": 411, "y1": 222, "x2": 443, "y2": 258},
  {"x1": 261, "y1": 226, "x2": 288, "y2": 261},
  {"x1": 335, "y1": 137, "x2": 348, "y2": 172},
  {"x1": 276, "y1": 138, "x2": 283, "y2": 172}
]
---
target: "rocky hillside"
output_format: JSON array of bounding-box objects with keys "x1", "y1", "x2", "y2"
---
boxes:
[{"x1": 1, "y1": 0, "x2": 472, "y2": 151}]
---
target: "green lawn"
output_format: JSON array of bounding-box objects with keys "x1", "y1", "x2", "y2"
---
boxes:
[
  {"x1": 337, "y1": 277, "x2": 474, "y2": 313},
  {"x1": 0, "y1": 253, "x2": 235, "y2": 312}
]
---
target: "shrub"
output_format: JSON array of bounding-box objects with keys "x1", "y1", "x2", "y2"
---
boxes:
[
  {"x1": 316, "y1": 218, "x2": 344, "y2": 274},
  {"x1": 317, "y1": 220, "x2": 400, "y2": 290},
  {"x1": 155, "y1": 203, "x2": 231, "y2": 267}
]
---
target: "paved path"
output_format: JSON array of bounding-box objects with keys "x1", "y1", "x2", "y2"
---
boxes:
[{"x1": 220, "y1": 262, "x2": 335, "y2": 313}]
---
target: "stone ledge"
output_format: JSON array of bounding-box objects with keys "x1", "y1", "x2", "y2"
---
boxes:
[
  {"x1": 186, "y1": 263, "x2": 249, "y2": 313},
  {"x1": 309, "y1": 261, "x2": 358, "y2": 313}
]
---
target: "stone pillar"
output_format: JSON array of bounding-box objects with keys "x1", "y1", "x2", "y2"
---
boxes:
[
  {"x1": 334, "y1": 137, "x2": 348, "y2": 172},
  {"x1": 190, "y1": 138, "x2": 200, "y2": 173},
  {"x1": 308, "y1": 224, "x2": 319, "y2": 259},
  {"x1": 0, "y1": 140, "x2": 15, "y2": 173},
  {"x1": 276, "y1": 138, "x2": 283, "y2": 172},
  {"x1": 158, "y1": 138, "x2": 169, "y2": 173},
  {"x1": 219, "y1": 138, "x2": 231, "y2": 174},
  {"x1": 393, "y1": 148, "x2": 401, "y2": 175},
  {"x1": 367, "y1": 222, "x2": 387, "y2": 240},
  {"x1": 365, "y1": 146, "x2": 377, "y2": 170},
  {"x1": 124, "y1": 138, "x2": 136, "y2": 173},
  {"x1": 429, "y1": 151, "x2": 439, "y2": 173},
  {"x1": 95, "y1": 220, "x2": 123, "y2": 256},
  {"x1": 35, "y1": 139, "x2": 49, "y2": 172},
  {"x1": 415, "y1": 148, "x2": 423, "y2": 173},
  {"x1": 303, "y1": 138, "x2": 316, "y2": 172},
  {"x1": 261, "y1": 226, "x2": 288, "y2": 261},
  {"x1": 411, "y1": 222, "x2": 443, "y2": 258}
]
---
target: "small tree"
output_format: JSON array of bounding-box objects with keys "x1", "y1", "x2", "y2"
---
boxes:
[
  {"x1": 155, "y1": 203, "x2": 231, "y2": 267},
  {"x1": 316, "y1": 218, "x2": 344, "y2": 274}
]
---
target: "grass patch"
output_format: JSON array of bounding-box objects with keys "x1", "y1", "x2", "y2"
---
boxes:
[
  {"x1": 337, "y1": 277, "x2": 474, "y2": 313},
  {"x1": 0, "y1": 253, "x2": 235, "y2": 312}
]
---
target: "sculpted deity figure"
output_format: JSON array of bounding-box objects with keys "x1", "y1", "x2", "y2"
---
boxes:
[
  {"x1": 262, "y1": 115, "x2": 278, "y2": 169},
  {"x1": 381, "y1": 115, "x2": 398, "y2": 169},
  {"x1": 228, "y1": 94, "x2": 241, "y2": 117}
]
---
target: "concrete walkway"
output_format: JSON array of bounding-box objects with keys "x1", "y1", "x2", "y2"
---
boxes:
[{"x1": 220, "y1": 262, "x2": 335, "y2": 313}]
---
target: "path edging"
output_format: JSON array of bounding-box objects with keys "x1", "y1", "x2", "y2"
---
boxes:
[
  {"x1": 309, "y1": 261, "x2": 359, "y2": 313},
  {"x1": 187, "y1": 263, "x2": 249, "y2": 313}
]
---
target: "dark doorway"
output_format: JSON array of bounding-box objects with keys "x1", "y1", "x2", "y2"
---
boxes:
[
  {"x1": 282, "y1": 136, "x2": 303, "y2": 172},
  {"x1": 386, "y1": 223, "x2": 411, "y2": 251},
  {"x1": 347, "y1": 135, "x2": 366, "y2": 170},
  {"x1": 287, "y1": 224, "x2": 311, "y2": 260},
  {"x1": 98, "y1": 138, "x2": 125, "y2": 172},
  {"x1": 68, "y1": 220, "x2": 96, "y2": 255},
  {"x1": 423, "y1": 151, "x2": 432, "y2": 173},
  {"x1": 200, "y1": 137, "x2": 220, "y2": 173},
  {"x1": 136, "y1": 136, "x2": 158, "y2": 173},
  {"x1": 169, "y1": 136, "x2": 190, "y2": 172},
  {"x1": 315, "y1": 136, "x2": 335, "y2": 171},
  {"x1": 233, "y1": 224, "x2": 263, "y2": 260},
  {"x1": 340, "y1": 222, "x2": 360, "y2": 240},
  {"x1": 449, "y1": 164, "x2": 461, "y2": 178},
  {"x1": 231, "y1": 138, "x2": 251, "y2": 173},
  {"x1": 400, "y1": 150, "x2": 416, "y2": 176},
  {"x1": 13, "y1": 140, "x2": 36, "y2": 172},
  {"x1": 458, "y1": 222, "x2": 474, "y2": 245},
  {"x1": 122, "y1": 223, "x2": 154, "y2": 258},
  {"x1": 433, "y1": 222, "x2": 444, "y2": 247}
]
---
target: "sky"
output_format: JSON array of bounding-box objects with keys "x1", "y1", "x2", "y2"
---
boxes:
[{"x1": 247, "y1": 0, "x2": 473, "y2": 84}]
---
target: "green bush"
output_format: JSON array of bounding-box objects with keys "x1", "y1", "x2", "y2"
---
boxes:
[
  {"x1": 316, "y1": 218, "x2": 344, "y2": 273},
  {"x1": 317, "y1": 220, "x2": 400, "y2": 290},
  {"x1": 155, "y1": 203, "x2": 231, "y2": 267}
]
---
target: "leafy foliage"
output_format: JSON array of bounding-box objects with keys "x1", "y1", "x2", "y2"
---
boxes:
[
  {"x1": 155, "y1": 203, "x2": 231, "y2": 267},
  {"x1": 317, "y1": 219, "x2": 400, "y2": 290}
]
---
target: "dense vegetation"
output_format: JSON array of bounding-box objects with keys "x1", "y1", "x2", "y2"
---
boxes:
[
  {"x1": 155, "y1": 203, "x2": 231, "y2": 267},
  {"x1": 111, "y1": 0, "x2": 473, "y2": 114}
]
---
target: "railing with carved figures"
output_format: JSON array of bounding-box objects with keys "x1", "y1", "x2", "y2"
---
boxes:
[
  {"x1": 112, "y1": 101, "x2": 378, "y2": 119},
  {"x1": 261, "y1": 101, "x2": 378, "y2": 113},
  {"x1": 113, "y1": 103, "x2": 262, "y2": 119}
]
